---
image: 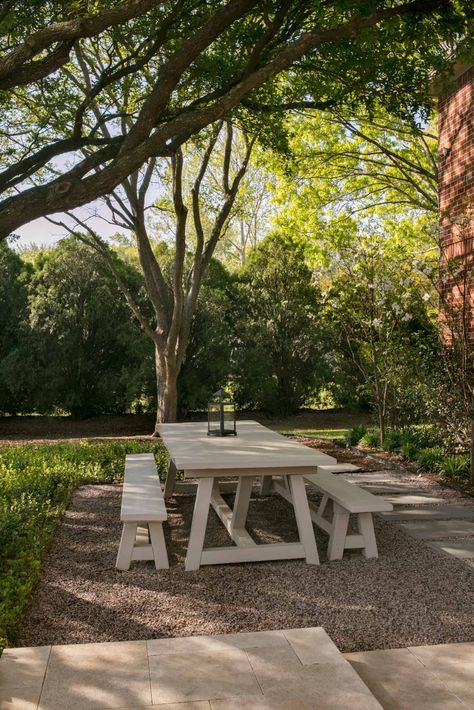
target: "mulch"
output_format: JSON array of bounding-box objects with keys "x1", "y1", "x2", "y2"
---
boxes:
[{"x1": 17, "y1": 472, "x2": 474, "y2": 654}]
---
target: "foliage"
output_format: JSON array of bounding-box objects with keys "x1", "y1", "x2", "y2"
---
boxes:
[
  {"x1": 0, "y1": 440, "x2": 168, "y2": 650},
  {"x1": 415, "y1": 447, "x2": 445, "y2": 472},
  {"x1": 381, "y1": 430, "x2": 402, "y2": 452},
  {"x1": 437, "y1": 455, "x2": 470, "y2": 480},
  {"x1": 177, "y1": 260, "x2": 236, "y2": 415},
  {"x1": 345, "y1": 424, "x2": 367, "y2": 446},
  {"x1": 359, "y1": 429, "x2": 381, "y2": 447},
  {"x1": 0, "y1": 1, "x2": 471, "y2": 238},
  {"x1": 400, "y1": 442, "x2": 419, "y2": 461},
  {"x1": 233, "y1": 233, "x2": 325, "y2": 415}
]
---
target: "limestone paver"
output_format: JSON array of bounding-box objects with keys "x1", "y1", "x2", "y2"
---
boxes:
[
  {"x1": 409, "y1": 641, "x2": 474, "y2": 666},
  {"x1": 147, "y1": 630, "x2": 288, "y2": 656},
  {"x1": 119, "y1": 705, "x2": 210, "y2": 709},
  {"x1": 398, "y1": 518, "x2": 474, "y2": 540},
  {"x1": 361, "y1": 484, "x2": 436, "y2": 495},
  {"x1": 345, "y1": 648, "x2": 466, "y2": 709},
  {"x1": 282, "y1": 627, "x2": 345, "y2": 665},
  {"x1": 246, "y1": 647, "x2": 382, "y2": 710},
  {"x1": 379, "y1": 505, "x2": 474, "y2": 521},
  {"x1": 0, "y1": 685, "x2": 43, "y2": 709},
  {"x1": 0, "y1": 645, "x2": 50, "y2": 688},
  {"x1": 149, "y1": 647, "x2": 262, "y2": 704},
  {"x1": 39, "y1": 639, "x2": 151, "y2": 709},
  {"x1": 343, "y1": 472, "x2": 413, "y2": 484},
  {"x1": 428, "y1": 538, "x2": 474, "y2": 559},
  {"x1": 383, "y1": 494, "x2": 451, "y2": 505}
]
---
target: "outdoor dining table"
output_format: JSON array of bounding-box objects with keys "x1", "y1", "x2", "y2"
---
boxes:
[{"x1": 157, "y1": 420, "x2": 337, "y2": 571}]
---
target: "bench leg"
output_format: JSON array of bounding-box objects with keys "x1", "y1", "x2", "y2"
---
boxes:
[
  {"x1": 116, "y1": 522, "x2": 137, "y2": 570},
  {"x1": 164, "y1": 460, "x2": 177, "y2": 499},
  {"x1": 185, "y1": 476, "x2": 213, "y2": 571},
  {"x1": 357, "y1": 512, "x2": 378, "y2": 558},
  {"x1": 288, "y1": 475, "x2": 319, "y2": 565},
  {"x1": 327, "y1": 503, "x2": 349, "y2": 561},
  {"x1": 149, "y1": 522, "x2": 169, "y2": 569}
]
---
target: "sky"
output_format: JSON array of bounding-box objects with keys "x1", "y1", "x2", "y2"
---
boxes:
[{"x1": 14, "y1": 208, "x2": 122, "y2": 251}]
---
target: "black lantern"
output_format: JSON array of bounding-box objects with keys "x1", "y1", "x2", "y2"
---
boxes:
[{"x1": 207, "y1": 389, "x2": 237, "y2": 437}]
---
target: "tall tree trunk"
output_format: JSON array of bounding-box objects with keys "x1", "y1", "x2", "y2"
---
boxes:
[
  {"x1": 154, "y1": 345, "x2": 178, "y2": 432},
  {"x1": 470, "y1": 393, "x2": 474, "y2": 486}
]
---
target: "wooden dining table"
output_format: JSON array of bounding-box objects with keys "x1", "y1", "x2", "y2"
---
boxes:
[{"x1": 157, "y1": 420, "x2": 337, "y2": 571}]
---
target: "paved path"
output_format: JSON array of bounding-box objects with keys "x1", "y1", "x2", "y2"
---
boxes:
[
  {"x1": 346, "y1": 641, "x2": 474, "y2": 709},
  {"x1": 0, "y1": 627, "x2": 382, "y2": 710},
  {"x1": 342, "y1": 463, "x2": 474, "y2": 569}
]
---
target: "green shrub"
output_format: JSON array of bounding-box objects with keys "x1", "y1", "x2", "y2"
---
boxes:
[
  {"x1": 399, "y1": 425, "x2": 442, "y2": 450},
  {"x1": 400, "y1": 442, "x2": 419, "y2": 461},
  {"x1": 345, "y1": 425, "x2": 368, "y2": 446},
  {"x1": 359, "y1": 429, "x2": 380, "y2": 447},
  {"x1": 436, "y1": 455, "x2": 470, "y2": 480},
  {"x1": 415, "y1": 447, "x2": 445, "y2": 472},
  {"x1": 0, "y1": 440, "x2": 168, "y2": 651},
  {"x1": 381, "y1": 430, "x2": 402, "y2": 452}
]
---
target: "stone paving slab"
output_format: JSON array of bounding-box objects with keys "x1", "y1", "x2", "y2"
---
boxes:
[
  {"x1": 360, "y1": 485, "x2": 439, "y2": 496},
  {"x1": 343, "y1": 472, "x2": 414, "y2": 484},
  {"x1": 397, "y1": 519, "x2": 474, "y2": 540},
  {"x1": 0, "y1": 628, "x2": 382, "y2": 710},
  {"x1": 345, "y1": 645, "x2": 471, "y2": 710},
  {"x1": 382, "y1": 494, "x2": 451, "y2": 506},
  {"x1": 428, "y1": 538, "x2": 474, "y2": 559},
  {"x1": 379, "y1": 505, "x2": 474, "y2": 521}
]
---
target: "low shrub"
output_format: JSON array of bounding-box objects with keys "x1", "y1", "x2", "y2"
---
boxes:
[
  {"x1": 381, "y1": 431, "x2": 402, "y2": 452},
  {"x1": 436, "y1": 455, "x2": 470, "y2": 480},
  {"x1": 399, "y1": 425, "x2": 442, "y2": 450},
  {"x1": 345, "y1": 424, "x2": 368, "y2": 446},
  {"x1": 0, "y1": 440, "x2": 168, "y2": 651},
  {"x1": 400, "y1": 442, "x2": 419, "y2": 462},
  {"x1": 359, "y1": 429, "x2": 380, "y2": 447},
  {"x1": 415, "y1": 447, "x2": 445, "y2": 472}
]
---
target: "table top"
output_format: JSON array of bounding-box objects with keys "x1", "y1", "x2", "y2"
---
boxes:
[{"x1": 157, "y1": 420, "x2": 337, "y2": 476}]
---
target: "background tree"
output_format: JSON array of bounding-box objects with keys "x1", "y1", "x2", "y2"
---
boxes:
[
  {"x1": 26, "y1": 238, "x2": 151, "y2": 417},
  {"x1": 233, "y1": 232, "x2": 325, "y2": 415}
]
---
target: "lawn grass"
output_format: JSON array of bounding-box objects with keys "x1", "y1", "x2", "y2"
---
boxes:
[{"x1": 0, "y1": 440, "x2": 168, "y2": 651}]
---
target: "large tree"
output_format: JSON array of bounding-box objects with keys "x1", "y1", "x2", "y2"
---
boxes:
[{"x1": 0, "y1": 0, "x2": 471, "y2": 239}]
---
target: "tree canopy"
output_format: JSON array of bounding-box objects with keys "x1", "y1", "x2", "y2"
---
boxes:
[{"x1": 0, "y1": 0, "x2": 471, "y2": 239}]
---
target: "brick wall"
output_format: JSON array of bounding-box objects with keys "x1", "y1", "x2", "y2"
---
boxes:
[{"x1": 438, "y1": 65, "x2": 474, "y2": 344}]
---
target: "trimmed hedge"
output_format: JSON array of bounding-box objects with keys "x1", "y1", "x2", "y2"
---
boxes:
[{"x1": 0, "y1": 441, "x2": 168, "y2": 651}]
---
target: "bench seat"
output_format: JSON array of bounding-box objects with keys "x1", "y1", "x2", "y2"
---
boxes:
[
  {"x1": 304, "y1": 471, "x2": 393, "y2": 560},
  {"x1": 116, "y1": 453, "x2": 169, "y2": 571}
]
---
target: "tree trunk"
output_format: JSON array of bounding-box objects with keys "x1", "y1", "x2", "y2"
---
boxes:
[
  {"x1": 153, "y1": 345, "x2": 178, "y2": 433},
  {"x1": 470, "y1": 393, "x2": 474, "y2": 486}
]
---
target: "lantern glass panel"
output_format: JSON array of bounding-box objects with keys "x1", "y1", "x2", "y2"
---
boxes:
[{"x1": 207, "y1": 390, "x2": 236, "y2": 436}]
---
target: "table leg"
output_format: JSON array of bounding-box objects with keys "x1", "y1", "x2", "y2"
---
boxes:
[
  {"x1": 288, "y1": 475, "x2": 320, "y2": 565},
  {"x1": 164, "y1": 459, "x2": 177, "y2": 499},
  {"x1": 185, "y1": 476, "x2": 213, "y2": 571},
  {"x1": 259, "y1": 476, "x2": 273, "y2": 496},
  {"x1": 232, "y1": 476, "x2": 254, "y2": 529}
]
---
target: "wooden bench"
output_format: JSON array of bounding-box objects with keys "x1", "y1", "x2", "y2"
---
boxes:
[
  {"x1": 304, "y1": 471, "x2": 393, "y2": 560},
  {"x1": 116, "y1": 453, "x2": 169, "y2": 571}
]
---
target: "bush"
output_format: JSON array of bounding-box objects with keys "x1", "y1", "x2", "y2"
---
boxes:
[
  {"x1": 399, "y1": 425, "x2": 442, "y2": 450},
  {"x1": 415, "y1": 447, "x2": 445, "y2": 472},
  {"x1": 359, "y1": 429, "x2": 380, "y2": 447},
  {"x1": 0, "y1": 441, "x2": 168, "y2": 651},
  {"x1": 381, "y1": 430, "x2": 402, "y2": 452},
  {"x1": 345, "y1": 425, "x2": 368, "y2": 446},
  {"x1": 436, "y1": 455, "x2": 470, "y2": 480},
  {"x1": 400, "y1": 442, "x2": 419, "y2": 461}
]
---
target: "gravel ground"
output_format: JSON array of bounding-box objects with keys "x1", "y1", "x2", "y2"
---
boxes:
[{"x1": 17, "y1": 480, "x2": 474, "y2": 654}]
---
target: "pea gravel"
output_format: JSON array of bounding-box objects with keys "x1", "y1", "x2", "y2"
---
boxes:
[{"x1": 17, "y1": 480, "x2": 474, "y2": 654}]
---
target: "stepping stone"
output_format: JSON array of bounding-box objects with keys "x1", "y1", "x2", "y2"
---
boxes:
[
  {"x1": 361, "y1": 484, "x2": 436, "y2": 495},
  {"x1": 397, "y1": 519, "x2": 474, "y2": 540},
  {"x1": 343, "y1": 472, "x2": 412, "y2": 484},
  {"x1": 319, "y1": 463, "x2": 361, "y2": 473},
  {"x1": 428, "y1": 539, "x2": 474, "y2": 559},
  {"x1": 383, "y1": 494, "x2": 451, "y2": 506},
  {"x1": 379, "y1": 506, "x2": 474, "y2": 522}
]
